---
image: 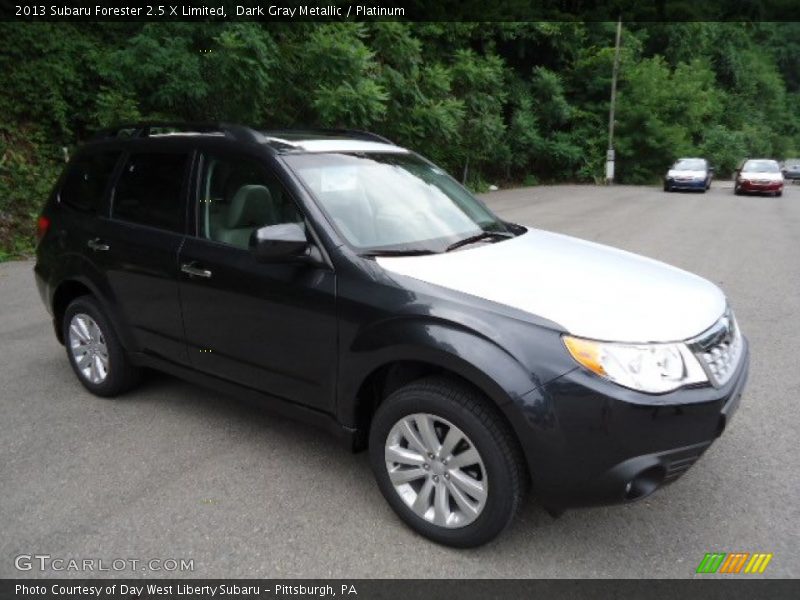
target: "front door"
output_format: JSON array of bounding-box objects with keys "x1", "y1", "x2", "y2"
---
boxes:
[{"x1": 177, "y1": 150, "x2": 338, "y2": 412}]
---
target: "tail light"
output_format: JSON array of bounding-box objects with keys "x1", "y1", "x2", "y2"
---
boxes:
[{"x1": 36, "y1": 215, "x2": 50, "y2": 243}]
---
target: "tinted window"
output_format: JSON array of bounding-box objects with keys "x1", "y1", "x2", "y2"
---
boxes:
[
  {"x1": 113, "y1": 153, "x2": 189, "y2": 232},
  {"x1": 59, "y1": 152, "x2": 120, "y2": 213},
  {"x1": 197, "y1": 153, "x2": 302, "y2": 249}
]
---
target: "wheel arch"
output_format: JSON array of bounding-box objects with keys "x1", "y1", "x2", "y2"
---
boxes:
[
  {"x1": 350, "y1": 358, "x2": 530, "y2": 479},
  {"x1": 52, "y1": 279, "x2": 96, "y2": 344},
  {"x1": 340, "y1": 318, "x2": 540, "y2": 452},
  {"x1": 50, "y1": 274, "x2": 134, "y2": 351}
]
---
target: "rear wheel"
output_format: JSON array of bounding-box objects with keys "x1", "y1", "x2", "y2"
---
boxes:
[
  {"x1": 63, "y1": 296, "x2": 141, "y2": 397},
  {"x1": 369, "y1": 376, "x2": 526, "y2": 547}
]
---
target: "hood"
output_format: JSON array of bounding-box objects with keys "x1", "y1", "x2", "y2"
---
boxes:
[
  {"x1": 668, "y1": 169, "x2": 706, "y2": 178},
  {"x1": 376, "y1": 229, "x2": 726, "y2": 343},
  {"x1": 741, "y1": 171, "x2": 782, "y2": 181}
]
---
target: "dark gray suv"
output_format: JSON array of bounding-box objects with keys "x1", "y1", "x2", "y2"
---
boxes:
[{"x1": 35, "y1": 122, "x2": 749, "y2": 547}]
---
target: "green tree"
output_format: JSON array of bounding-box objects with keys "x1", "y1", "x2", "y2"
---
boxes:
[{"x1": 2, "y1": 21, "x2": 800, "y2": 258}]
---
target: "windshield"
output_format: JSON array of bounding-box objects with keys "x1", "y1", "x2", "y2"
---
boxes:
[
  {"x1": 284, "y1": 152, "x2": 510, "y2": 253},
  {"x1": 743, "y1": 160, "x2": 780, "y2": 173},
  {"x1": 673, "y1": 159, "x2": 706, "y2": 171}
]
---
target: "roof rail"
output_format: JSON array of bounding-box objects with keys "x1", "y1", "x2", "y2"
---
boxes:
[
  {"x1": 91, "y1": 122, "x2": 265, "y2": 144},
  {"x1": 263, "y1": 136, "x2": 303, "y2": 149},
  {"x1": 265, "y1": 128, "x2": 395, "y2": 145}
]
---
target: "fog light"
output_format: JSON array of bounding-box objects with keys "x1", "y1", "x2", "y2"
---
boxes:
[{"x1": 624, "y1": 466, "x2": 665, "y2": 501}]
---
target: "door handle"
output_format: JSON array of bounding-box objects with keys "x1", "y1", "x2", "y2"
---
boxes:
[
  {"x1": 181, "y1": 263, "x2": 212, "y2": 279},
  {"x1": 87, "y1": 238, "x2": 110, "y2": 252}
]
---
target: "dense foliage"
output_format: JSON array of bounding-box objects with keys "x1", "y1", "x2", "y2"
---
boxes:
[{"x1": 1, "y1": 21, "x2": 799, "y2": 258}]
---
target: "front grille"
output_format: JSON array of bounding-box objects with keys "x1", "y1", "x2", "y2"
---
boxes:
[{"x1": 689, "y1": 312, "x2": 743, "y2": 387}]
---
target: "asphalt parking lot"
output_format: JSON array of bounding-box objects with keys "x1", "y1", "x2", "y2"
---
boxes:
[{"x1": 1, "y1": 182, "x2": 798, "y2": 578}]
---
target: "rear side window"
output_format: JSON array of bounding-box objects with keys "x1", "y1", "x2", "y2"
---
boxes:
[
  {"x1": 59, "y1": 152, "x2": 120, "y2": 213},
  {"x1": 112, "y1": 152, "x2": 189, "y2": 232}
]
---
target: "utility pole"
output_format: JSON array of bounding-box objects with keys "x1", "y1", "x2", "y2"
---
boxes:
[{"x1": 606, "y1": 17, "x2": 622, "y2": 184}]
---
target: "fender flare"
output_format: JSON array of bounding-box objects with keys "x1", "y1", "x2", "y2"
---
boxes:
[
  {"x1": 50, "y1": 254, "x2": 137, "y2": 351},
  {"x1": 337, "y1": 316, "x2": 540, "y2": 428}
]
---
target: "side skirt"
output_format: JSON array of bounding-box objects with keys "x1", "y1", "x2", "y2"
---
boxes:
[{"x1": 130, "y1": 352, "x2": 358, "y2": 450}]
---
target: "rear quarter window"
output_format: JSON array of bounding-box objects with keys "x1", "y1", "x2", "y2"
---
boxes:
[
  {"x1": 112, "y1": 152, "x2": 189, "y2": 232},
  {"x1": 59, "y1": 152, "x2": 120, "y2": 213}
]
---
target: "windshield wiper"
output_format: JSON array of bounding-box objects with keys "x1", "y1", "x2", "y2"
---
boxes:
[
  {"x1": 360, "y1": 248, "x2": 438, "y2": 257},
  {"x1": 445, "y1": 231, "x2": 514, "y2": 253}
]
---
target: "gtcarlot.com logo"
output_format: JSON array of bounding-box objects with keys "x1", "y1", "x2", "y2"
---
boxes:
[
  {"x1": 696, "y1": 552, "x2": 773, "y2": 574},
  {"x1": 15, "y1": 554, "x2": 194, "y2": 573}
]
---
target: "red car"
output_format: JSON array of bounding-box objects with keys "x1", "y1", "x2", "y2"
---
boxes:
[{"x1": 734, "y1": 159, "x2": 784, "y2": 196}]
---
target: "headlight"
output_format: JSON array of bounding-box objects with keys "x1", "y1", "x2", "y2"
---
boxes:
[{"x1": 563, "y1": 336, "x2": 708, "y2": 394}]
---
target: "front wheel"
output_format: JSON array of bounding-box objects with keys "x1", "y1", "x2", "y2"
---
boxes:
[{"x1": 369, "y1": 376, "x2": 526, "y2": 547}]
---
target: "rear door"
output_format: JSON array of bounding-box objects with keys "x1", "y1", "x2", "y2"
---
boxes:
[
  {"x1": 92, "y1": 147, "x2": 192, "y2": 365},
  {"x1": 46, "y1": 149, "x2": 122, "y2": 265},
  {"x1": 177, "y1": 149, "x2": 338, "y2": 412},
  {"x1": 36, "y1": 149, "x2": 121, "y2": 311}
]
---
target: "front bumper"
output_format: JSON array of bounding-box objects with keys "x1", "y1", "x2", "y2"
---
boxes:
[
  {"x1": 739, "y1": 180, "x2": 783, "y2": 193},
  {"x1": 666, "y1": 177, "x2": 706, "y2": 190},
  {"x1": 507, "y1": 339, "x2": 749, "y2": 508}
]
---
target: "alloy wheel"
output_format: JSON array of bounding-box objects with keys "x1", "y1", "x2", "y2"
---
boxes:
[
  {"x1": 384, "y1": 413, "x2": 488, "y2": 528},
  {"x1": 68, "y1": 313, "x2": 110, "y2": 384}
]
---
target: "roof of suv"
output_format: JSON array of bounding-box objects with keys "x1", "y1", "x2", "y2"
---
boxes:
[
  {"x1": 262, "y1": 131, "x2": 405, "y2": 154},
  {"x1": 88, "y1": 122, "x2": 406, "y2": 155}
]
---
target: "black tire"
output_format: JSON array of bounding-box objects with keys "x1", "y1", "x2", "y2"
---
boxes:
[
  {"x1": 369, "y1": 376, "x2": 526, "y2": 548},
  {"x1": 62, "y1": 295, "x2": 141, "y2": 397},
  {"x1": 776, "y1": 191, "x2": 783, "y2": 197},
  {"x1": 663, "y1": 182, "x2": 671, "y2": 192},
  {"x1": 734, "y1": 186, "x2": 742, "y2": 196}
]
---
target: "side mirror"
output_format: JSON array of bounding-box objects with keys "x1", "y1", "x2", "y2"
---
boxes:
[{"x1": 250, "y1": 223, "x2": 309, "y2": 262}]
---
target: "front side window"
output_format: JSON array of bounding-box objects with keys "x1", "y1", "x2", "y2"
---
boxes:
[
  {"x1": 59, "y1": 152, "x2": 120, "y2": 213},
  {"x1": 284, "y1": 152, "x2": 508, "y2": 253},
  {"x1": 197, "y1": 153, "x2": 302, "y2": 249},
  {"x1": 112, "y1": 152, "x2": 189, "y2": 232}
]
